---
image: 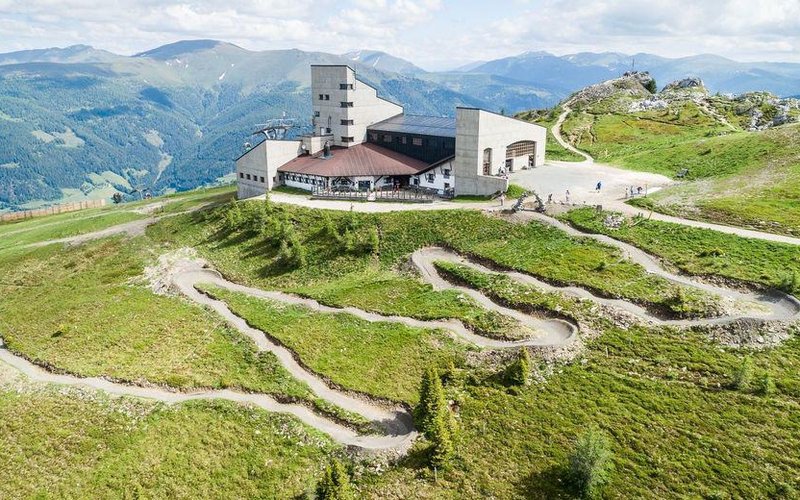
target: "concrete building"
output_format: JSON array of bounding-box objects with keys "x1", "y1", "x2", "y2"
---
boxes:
[{"x1": 235, "y1": 64, "x2": 546, "y2": 199}]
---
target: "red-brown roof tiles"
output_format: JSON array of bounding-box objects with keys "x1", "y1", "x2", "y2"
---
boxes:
[{"x1": 277, "y1": 143, "x2": 432, "y2": 177}]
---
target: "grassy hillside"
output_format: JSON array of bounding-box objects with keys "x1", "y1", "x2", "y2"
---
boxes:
[
  {"x1": 3, "y1": 190, "x2": 800, "y2": 497},
  {"x1": 551, "y1": 75, "x2": 800, "y2": 235}
]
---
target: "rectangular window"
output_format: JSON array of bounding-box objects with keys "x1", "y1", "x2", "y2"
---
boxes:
[
  {"x1": 412, "y1": 137, "x2": 423, "y2": 146},
  {"x1": 339, "y1": 83, "x2": 354, "y2": 90},
  {"x1": 341, "y1": 119, "x2": 354, "y2": 125},
  {"x1": 319, "y1": 94, "x2": 324, "y2": 100},
  {"x1": 341, "y1": 136, "x2": 354, "y2": 143},
  {"x1": 426, "y1": 173, "x2": 435, "y2": 182},
  {"x1": 369, "y1": 133, "x2": 378, "y2": 141},
  {"x1": 401, "y1": 136, "x2": 407, "y2": 145},
  {"x1": 443, "y1": 169, "x2": 451, "y2": 178},
  {"x1": 413, "y1": 178, "x2": 420, "y2": 186},
  {"x1": 239, "y1": 172, "x2": 244, "y2": 179},
  {"x1": 314, "y1": 111, "x2": 320, "y2": 117},
  {"x1": 260, "y1": 176, "x2": 265, "y2": 183},
  {"x1": 246, "y1": 174, "x2": 251, "y2": 180},
  {"x1": 340, "y1": 102, "x2": 353, "y2": 108},
  {"x1": 444, "y1": 182, "x2": 450, "y2": 189},
  {"x1": 383, "y1": 134, "x2": 392, "y2": 142},
  {"x1": 325, "y1": 94, "x2": 330, "y2": 100}
]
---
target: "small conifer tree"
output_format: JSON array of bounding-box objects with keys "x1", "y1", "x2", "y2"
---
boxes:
[
  {"x1": 316, "y1": 458, "x2": 353, "y2": 500},
  {"x1": 756, "y1": 372, "x2": 776, "y2": 396},
  {"x1": 429, "y1": 404, "x2": 454, "y2": 469},
  {"x1": 732, "y1": 356, "x2": 754, "y2": 391},
  {"x1": 567, "y1": 427, "x2": 614, "y2": 498},
  {"x1": 508, "y1": 348, "x2": 531, "y2": 386},
  {"x1": 366, "y1": 226, "x2": 380, "y2": 254}
]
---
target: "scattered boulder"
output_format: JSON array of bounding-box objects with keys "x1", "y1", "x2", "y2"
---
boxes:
[{"x1": 662, "y1": 77, "x2": 707, "y2": 93}]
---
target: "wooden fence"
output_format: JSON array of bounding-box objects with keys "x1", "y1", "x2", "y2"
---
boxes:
[{"x1": 1, "y1": 199, "x2": 107, "y2": 223}]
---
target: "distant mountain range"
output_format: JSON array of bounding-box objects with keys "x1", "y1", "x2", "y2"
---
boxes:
[
  {"x1": 456, "y1": 51, "x2": 800, "y2": 97},
  {"x1": 1, "y1": 39, "x2": 798, "y2": 210}
]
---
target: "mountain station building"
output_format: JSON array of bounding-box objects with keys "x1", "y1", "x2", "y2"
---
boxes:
[{"x1": 236, "y1": 64, "x2": 546, "y2": 200}]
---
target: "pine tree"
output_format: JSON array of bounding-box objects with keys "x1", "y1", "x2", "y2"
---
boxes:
[
  {"x1": 224, "y1": 200, "x2": 243, "y2": 232},
  {"x1": 366, "y1": 226, "x2": 380, "y2": 254},
  {"x1": 414, "y1": 367, "x2": 435, "y2": 434},
  {"x1": 429, "y1": 403, "x2": 454, "y2": 469},
  {"x1": 567, "y1": 427, "x2": 615, "y2": 498},
  {"x1": 316, "y1": 458, "x2": 353, "y2": 499},
  {"x1": 508, "y1": 348, "x2": 531, "y2": 386}
]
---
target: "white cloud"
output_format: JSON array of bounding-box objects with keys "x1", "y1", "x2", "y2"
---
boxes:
[{"x1": 0, "y1": 0, "x2": 797, "y2": 66}]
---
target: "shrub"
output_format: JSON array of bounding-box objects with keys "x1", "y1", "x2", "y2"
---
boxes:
[
  {"x1": 731, "y1": 357, "x2": 754, "y2": 391},
  {"x1": 567, "y1": 427, "x2": 615, "y2": 498},
  {"x1": 366, "y1": 226, "x2": 380, "y2": 254},
  {"x1": 755, "y1": 372, "x2": 776, "y2": 396},
  {"x1": 315, "y1": 458, "x2": 353, "y2": 500},
  {"x1": 507, "y1": 349, "x2": 531, "y2": 386},
  {"x1": 224, "y1": 201, "x2": 244, "y2": 231},
  {"x1": 779, "y1": 271, "x2": 799, "y2": 294},
  {"x1": 644, "y1": 79, "x2": 658, "y2": 94}
]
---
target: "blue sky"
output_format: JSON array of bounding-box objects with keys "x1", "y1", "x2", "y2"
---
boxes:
[{"x1": 0, "y1": 0, "x2": 798, "y2": 69}]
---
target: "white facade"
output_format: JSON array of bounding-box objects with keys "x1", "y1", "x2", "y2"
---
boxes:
[
  {"x1": 311, "y1": 65, "x2": 403, "y2": 148},
  {"x1": 453, "y1": 108, "x2": 546, "y2": 196},
  {"x1": 412, "y1": 160, "x2": 455, "y2": 193},
  {"x1": 236, "y1": 139, "x2": 302, "y2": 199},
  {"x1": 235, "y1": 65, "x2": 547, "y2": 199}
]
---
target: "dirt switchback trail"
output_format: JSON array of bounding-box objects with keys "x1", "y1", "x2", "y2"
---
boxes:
[
  {"x1": 549, "y1": 107, "x2": 800, "y2": 246},
  {"x1": 2, "y1": 202, "x2": 798, "y2": 450}
]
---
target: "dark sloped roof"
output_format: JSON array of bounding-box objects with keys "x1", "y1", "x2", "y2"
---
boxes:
[
  {"x1": 277, "y1": 143, "x2": 431, "y2": 177},
  {"x1": 368, "y1": 114, "x2": 456, "y2": 138}
]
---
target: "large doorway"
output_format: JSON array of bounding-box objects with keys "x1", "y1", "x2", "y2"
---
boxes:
[{"x1": 506, "y1": 140, "x2": 537, "y2": 169}]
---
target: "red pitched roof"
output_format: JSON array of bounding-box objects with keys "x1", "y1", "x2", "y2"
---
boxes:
[{"x1": 277, "y1": 143, "x2": 431, "y2": 177}]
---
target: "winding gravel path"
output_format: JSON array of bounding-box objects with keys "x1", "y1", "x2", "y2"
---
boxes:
[
  {"x1": 550, "y1": 107, "x2": 800, "y2": 246},
  {"x1": 3, "y1": 199, "x2": 798, "y2": 450}
]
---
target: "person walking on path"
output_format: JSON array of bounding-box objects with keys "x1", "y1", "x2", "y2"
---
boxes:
[
  {"x1": 565, "y1": 189, "x2": 571, "y2": 204},
  {"x1": 596, "y1": 181, "x2": 602, "y2": 192}
]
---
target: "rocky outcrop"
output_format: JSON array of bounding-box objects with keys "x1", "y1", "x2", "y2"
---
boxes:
[
  {"x1": 662, "y1": 77, "x2": 707, "y2": 93},
  {"x1": 568, "y1": 72, "x2": 653, "y2": 110}
]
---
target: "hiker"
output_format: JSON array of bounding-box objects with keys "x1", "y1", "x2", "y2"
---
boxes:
[
  {"x1": 565, "y1": 189, "x2": 571, "y2": 203},
  {"x1": 547, "y1": 193, "x2": 553, "y2": 204},
  {"x1": 499, "y1": 192, "x2": 506, "y2": 207},
  {"x1": 596, "y1": 180, "x2": 602, "y2": 192}
]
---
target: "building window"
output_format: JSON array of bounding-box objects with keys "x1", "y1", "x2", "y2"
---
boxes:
[
  {"x1": 383, "y1": 134, "x2": 392, "y2": 142},
  {"x1": 443, "y1": 169, "x2": 451, "y2": 178},
  {"x1": 412, "y1": 137, "x2": 423, "y2": 146},
  {"x1": 369, "y1": 133, "x2": 378, "y2": 141},
  {"x1": 401, "y1": 136, "x2": 407, "y2": 145},
  {"x1": 260, "y1": 176, "x2": 265, "y2": 183},
  {"x1": 340, "y1": 102, "x2": 353, "y2": 108},
  {"x1": 341, "y1": 119, "x2": 354, "y2": 125},
  {"x1": 444, "y1": 182, "x2": 450, "y2": 189},
  {"x1": 413, "y1": 178, "x2": 420, "y2": 186},
  {"x1": 324, "y1": 94, "x2": 330, "y2": 100},
  {"x1": 314, "y1": 111, "x2": 320, "y2": 117},
  {"x1": 341, "y1": 136, "x2": 354, "y2": 143},
  {"x1": 340, "y1": 83, "x2": 354, "y2": 90},
  {"x1": 426, "y1": 173, "x2": 435, "y2": 183},
  {"x1": 483, "y1": 148, "x2": 493, "y2": 175},
  {"x1": 319, "y1": 94, "x2": 324, "y2": 100},
  {"x1": 246, "y1": 174, "x2": 251, "y2": 180},
  {"x1": 239, "y1": 172, "x2": 244, "y2": 179}
]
